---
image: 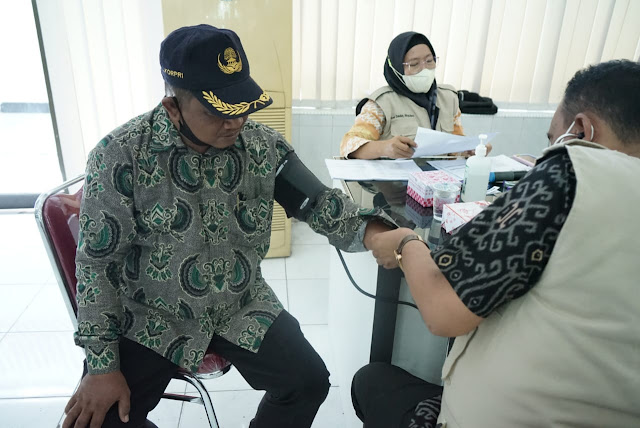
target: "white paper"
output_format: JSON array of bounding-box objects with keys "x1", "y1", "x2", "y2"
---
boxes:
[
  {"x1": 325, "y1": 159, "x2": 422, "y2": 181},
  {"x1": 490, "y1": 154, "x2": 531, "y2": 172},
  {"x1": 412, "y1": 128, "x2": 497, "y2": 157},
  {"x1": 427, "y1": 159, "x2": 467, "y2": 180},
  {"x1": 428, "y1": 154, "x2": 530, "y2": 181}
]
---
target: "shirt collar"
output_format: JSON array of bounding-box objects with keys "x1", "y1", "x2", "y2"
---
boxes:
[{"x1": 152, "y1": 103, "x2": 185, "y2": 149}]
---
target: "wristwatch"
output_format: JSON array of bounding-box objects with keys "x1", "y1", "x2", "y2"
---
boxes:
[{"x1": 394, "y1": 234, "x2": 428, "y2": 271}]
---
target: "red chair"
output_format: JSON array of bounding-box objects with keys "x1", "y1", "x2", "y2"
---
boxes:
[{"x1": 35, "y1": 175, "x2": 231, "y2": 428}]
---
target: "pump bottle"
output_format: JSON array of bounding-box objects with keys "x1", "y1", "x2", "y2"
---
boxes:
[{"x1": 461, "y1": 135, "x2": 491, "y2": 202}]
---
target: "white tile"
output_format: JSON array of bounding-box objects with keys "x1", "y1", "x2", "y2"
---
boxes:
[
  {"x1": 291, "y1": 113, "x2": 301, "y2": 129},
  {"x1": 148, "y1": 397, "x2": 183, "y2": 428},
  {"x1": 490, "y1": 117, "x2": 524, "y2": 156},
  {"x1": 267, "y1": 279, "x2": 288, "y2": 311},
  {"x1": 331, "y1": 124, "x2": 351, "y2": 156},
  {"x1": 298, "y1": 126, "x2": 333, "y2": 187},
  {"x1": 291, "y1": 221, "x2": 329, "y2": 246},
  {"x1": 460, "y1": 115, "x2": 493, "y2": 137},
  {"x1": 285, "y1": 245, "x2": 330, "y2": 280},
  {"x1": 0, "y1": 332, "x2": 84, "y2": 398},
  {"x1": 185, "y1": 365, "x2": 252, "y2": 393},
  {"x1": 0, "y1": 246, "x2": 53, "y2": 285},
  {"x1": 36, "y1": 271, "x2": 58, "y2": 291},
  {"x1": 0, "y1": 396, "x2": 68, "y2": 428},
  {"x1": 291, "y1": 122, "x2": 301, "y2": 152},
  {"x1": 288, "y1": 279, "x2": 329, "y2": 325},
  {"x1": 0, "y1": 214, "x2": 54, "y2": 285},
  {"x1": 519, "y1": 117, "x2": 553, "y2": 157},
  {"x1": 0, "y1": 284, "x2": 42, "y2": 332},
  {"x1": 179, "y1": 389, "x2": 263, "y2": 428},
  {"x1": 178, "y1": 387, "x2": 344, "y2": 428},
  {"x1": 0, "y1": 214, "x2": 42, "y2": 252},
  {"x1": 11, "y1": 286, "x2": 74, "y2": 332},
  {"x1": 259, "y1": 257, "x2": 286, "y2": 280},
  {"x1": 332, "y1": 113, "x2": 358, "y2": 127},
  {"x1": 300, "y1": 325, "x2": 339, "y2": 387},
  {"x1": 299, "y1": 114, "x2": 333, "y2": 128},
  {"x1": 165, "y1": 378, "x2": 188, "y2": 394},
  {"x1": 313, "y1": 387, "x2": 344, "y2": 427}
]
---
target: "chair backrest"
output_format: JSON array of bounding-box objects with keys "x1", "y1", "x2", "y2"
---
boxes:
[
  {"x1": 36, "y1": 174, "x2": 233, "y2": 377},
  {"x1": 35, "y1": 175, "x2": 85, "y2": 326}
]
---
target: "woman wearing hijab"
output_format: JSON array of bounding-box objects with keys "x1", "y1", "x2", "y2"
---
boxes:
[{"x1": 340, "y1": 31, "x2": 465, "y2": 159}]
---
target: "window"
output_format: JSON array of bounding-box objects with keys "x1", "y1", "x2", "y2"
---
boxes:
[
  {"x1": 0, "y1": 0, "x2": 60, "y2": 205},
  {"x1": 293, "y1": 0, "x2": 640, "y2": 105}
]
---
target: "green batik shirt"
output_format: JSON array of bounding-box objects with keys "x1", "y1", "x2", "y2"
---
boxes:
[{"x1": 75, "y1": 104, "x2": 389, "y2": 375}]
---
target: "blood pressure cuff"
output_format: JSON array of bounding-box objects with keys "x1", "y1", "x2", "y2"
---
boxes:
[{"x1": 274, "y1": 152, "x2": 329, "y2": 221}]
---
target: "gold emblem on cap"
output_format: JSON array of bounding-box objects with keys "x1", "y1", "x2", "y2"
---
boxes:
[
  {"x1": 202, "y1": 90, "x2": 271, "y2": 116},
  {"x1": 218, "y1": 48, "x2": 242, "y2": 74}
]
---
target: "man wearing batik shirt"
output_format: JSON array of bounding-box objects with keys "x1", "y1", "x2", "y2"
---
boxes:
[
  {"x1": 354, "y1": 59, "x2": 640, "y2": 428},
  {"x1": 63, "y1": 25, "x2": 393, "y2": 428}
]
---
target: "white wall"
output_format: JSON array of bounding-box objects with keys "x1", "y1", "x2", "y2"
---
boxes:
[{"x1": 292, "y1": 110, "x2": 554, "y2": 187}]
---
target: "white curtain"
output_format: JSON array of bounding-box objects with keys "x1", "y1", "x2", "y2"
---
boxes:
[
  {"x1": 35, "y1": 0, "x2": 165, "y2": 179},
  {"x1": 293, "y1": 0, "x2": 640, "y2": 105}
]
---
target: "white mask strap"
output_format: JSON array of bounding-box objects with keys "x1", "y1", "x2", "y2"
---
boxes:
[
  {"x1": 553, "y1": 120, "x2": 578, "y2": 146},
  {"x1": 388, "y1": 57, "x2": 407, "y2": 85}
]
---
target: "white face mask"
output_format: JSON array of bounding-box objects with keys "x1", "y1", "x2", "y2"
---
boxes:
[
  {"x1": 403, "y1": 68, "x2": 436, "y2": 93},
  {"x1": 388, "y1": 58, "x2": 436, "y2": 94},
  {"x1": 552, "y1": 120, "x2": 595, "y2": 146}
]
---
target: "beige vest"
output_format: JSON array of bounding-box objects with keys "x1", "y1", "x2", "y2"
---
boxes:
[
  {"x1": 369, "y1": 84, "x2": 459, "y2": 140},
  {"x1": 438, "y1": 140, "x2": 640, "y2": 428}
]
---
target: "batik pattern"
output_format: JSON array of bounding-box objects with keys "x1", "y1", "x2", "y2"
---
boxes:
[{"x1": 74, "y1": 105, "x2": 387, "y2": 374}]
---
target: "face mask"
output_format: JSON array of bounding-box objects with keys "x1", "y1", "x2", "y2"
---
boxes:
[
  {"x1": 552, "y1": 120, "x2": 595, "y2": 146},
  {"x1": 388, "y1": 58, "x2": 436, "y2": 94},
  {"x1": 173, "y1": 97, "x2": 209, "y2": 147},
  {"x1": 403, "y1": 68, "x2": 436, "y2": 93}
]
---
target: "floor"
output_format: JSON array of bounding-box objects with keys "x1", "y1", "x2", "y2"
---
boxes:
[{"x1": 0, "y1": 212, "x2": 342, "y2": 428}]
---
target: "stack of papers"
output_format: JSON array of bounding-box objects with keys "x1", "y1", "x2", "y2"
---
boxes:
[
  {"x1": 428, "y1": 159, "x2": 467, "y2": 180},
  {"x1": 325, "y1": 159, "x2": 421, "y2": 181},
  {"x1": 428, "y1": 155, "x2": 531, "y2": 181},
  {"x1": 490, "y1": 155, "x2": 532, "y2": 173}
]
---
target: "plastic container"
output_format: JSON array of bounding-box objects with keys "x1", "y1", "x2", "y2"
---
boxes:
[
  {"x1": 461, "y1": 135, "x2": 491, "y2": 202},
  {"x1": 407, "y1": 170, "x2": 461, "y2": 207},
  {"x1": 431, "y1": 182, "x2": 460, "y2": 221}
]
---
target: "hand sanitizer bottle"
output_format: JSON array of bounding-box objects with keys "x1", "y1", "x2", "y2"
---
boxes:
[{"x1": 461, "y1": 135, "x2": 491, "y2": 202}]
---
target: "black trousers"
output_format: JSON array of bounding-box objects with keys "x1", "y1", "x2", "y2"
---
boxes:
[
  {"x1": 78, "y1": 310, "x2": 330, "y2": 428},
  {"x1": 351, "y1": 362, "x2": 443, "y2": 428}
]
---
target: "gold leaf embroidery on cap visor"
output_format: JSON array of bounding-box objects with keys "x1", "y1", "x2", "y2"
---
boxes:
[
  {"x1": 217, "y1": 48, "x2": 243, "y2": 74},
  {"x1": 202, "y1": 91, "x2": 271, "y2": 116}
]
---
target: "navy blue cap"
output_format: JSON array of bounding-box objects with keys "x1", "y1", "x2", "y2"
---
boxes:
[{"x1": 160, "y1": 24, "x2": 272, "y2": 119}]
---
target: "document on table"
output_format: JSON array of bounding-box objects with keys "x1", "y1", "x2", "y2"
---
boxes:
[
  {"x1": 325, "y1": 159, "x2": 422, "y2": 181},
  {"x1": 428, "y1": 158, "x2": 467, "y2": 180},
  {"x1": 490, "y1": 154, "x2": 531, "y2": 173},
  {"x1": 428, "y1": 155, "x2": 531, "y2": 181},
  {"x1": 412, "y1": 128, "x2": 497, "y2": 157}
]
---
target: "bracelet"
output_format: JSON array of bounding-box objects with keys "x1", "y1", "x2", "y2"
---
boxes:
[{"x1": 393, "y1": 234, "x2": 427, "y2": 271}]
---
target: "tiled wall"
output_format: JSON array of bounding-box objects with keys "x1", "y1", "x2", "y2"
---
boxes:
[{"x1": 291, "y1": 110, "x2": 553, "y2": 187}]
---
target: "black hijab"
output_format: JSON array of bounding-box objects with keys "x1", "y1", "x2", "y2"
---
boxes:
[{"x1": 357, "y1": 32, "x2": 439, "y2": 128}]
